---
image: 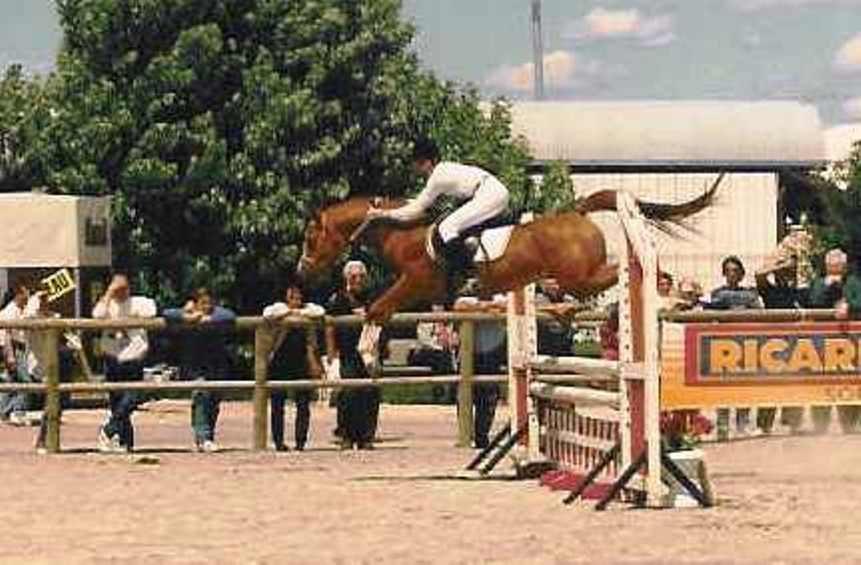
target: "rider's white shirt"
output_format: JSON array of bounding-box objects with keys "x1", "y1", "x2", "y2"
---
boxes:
[{"x1": 386, "y1": 162, "x2": 491, "y2": 222}]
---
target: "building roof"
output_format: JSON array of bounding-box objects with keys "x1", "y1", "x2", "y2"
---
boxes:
[
  {"x1": 823, "y1": 122, "x2": 861, "y2": 162},
  {"x1": 507, "y1": 100, "x2": 827, "y2": 172}
]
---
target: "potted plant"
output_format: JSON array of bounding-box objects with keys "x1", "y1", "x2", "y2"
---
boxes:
[{"x1": 660, "y1": 411, "x2": 715, "y2": 507}]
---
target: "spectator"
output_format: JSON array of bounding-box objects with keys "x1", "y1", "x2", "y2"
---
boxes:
[
  {"x1": 754, "y1": 256, "x2": 805, "y2": 434},
  {"x1": 263, "y1": 278, "x2": 325, "y2": 451},
  {"x1": 409, "y1": 303, "x2": 458, "y2": 375},
  {"x1": 23, "y1": 290, "x2": 75, "y2": 452},
  {"x1": 93, "y1": 273, "x2": 157, "y2": 453},
  {"x1": 535, "y1": 278, "x2": 576, "y2": 356},
  {"x1": 656, "y1": 272, "x2": 691, "y2": 312},
  {"x1": 707, "y1": 256, "x2": 762, "y2": 310},
  {"x1": 806, "y1": 248, "x2": 861, "y2": 433},
  {"x1": 453, "y1": 292, "x2": 507, "y2": 449},
  {"x1": 808, "y1": 248, "x2": 861, "y2": 319},
  {"x1": 326, "y1": 260, "x2": 381, "y2": 450},
  {"x1": 599, "y1": 302, "x2": 619, "y2": 361},
  {"x1": 0, "y1": 284, "x2": 32, "y2": 426},
  {"x1": 755, "y1": 257, "x2": 805, "y2": 309},
  {"x1": 676, "y1": 278, "x2": 705, "y2": 311},
  {"x1": 707, "y1": 257, "x2": 760, "y2": 432},
  {"x1": 164, "y1": 288, "x2": 236, "y2": 453}
]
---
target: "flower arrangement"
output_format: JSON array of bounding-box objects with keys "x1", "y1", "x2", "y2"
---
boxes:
[
  {"x1": 660, "y1": 411, "x2": 714, "y2": 452},
  {"x1": 776, "y1": 224, "x2": 815, "y2": 287}
]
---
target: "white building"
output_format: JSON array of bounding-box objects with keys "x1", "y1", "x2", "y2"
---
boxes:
[{"x1": 507, "y1": 100, "x2": 826, "y2": 291}]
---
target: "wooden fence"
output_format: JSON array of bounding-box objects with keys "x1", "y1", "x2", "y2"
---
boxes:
[{"x1": 0, "y1": 311, "x2": 589, "y2": 454}]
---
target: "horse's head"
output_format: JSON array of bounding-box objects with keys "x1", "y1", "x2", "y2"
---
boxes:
[{"x1": 297, "y1": 197, "x2": 377, "y2": 279}]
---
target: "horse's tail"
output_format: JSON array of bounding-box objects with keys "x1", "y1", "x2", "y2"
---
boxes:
[{"x1": 574, "y1": 172, "x2": 724, "y2": 233}]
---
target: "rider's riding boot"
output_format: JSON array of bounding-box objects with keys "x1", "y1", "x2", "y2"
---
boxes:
[{"x1": 440, "y1": 236, "x2": 472, "y2": 297}]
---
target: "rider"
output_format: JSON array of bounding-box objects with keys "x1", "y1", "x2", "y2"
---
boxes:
[{"x1": 367, "y1": 138, "x2": 511, "y2": 286}]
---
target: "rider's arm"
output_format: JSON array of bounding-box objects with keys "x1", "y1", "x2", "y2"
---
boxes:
[
  {"x1": 384, "y1": 166, "x2": 448, "y2": 222},
  {"x1": 385, "y1": 187, "x2": 436, "y2": 222}
]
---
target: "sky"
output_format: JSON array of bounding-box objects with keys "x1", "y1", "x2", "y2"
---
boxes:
[
  {"x1": 2, "y1": 0, "x2": 860, "y2": 126},
  {"x1": 401, "y1": 0, "x2": 861, "y2": 126}
]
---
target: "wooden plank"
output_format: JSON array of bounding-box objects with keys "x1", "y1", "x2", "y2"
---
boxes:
[
  {"x1": 530, "y1": 355, "x2": 620, "y2": 376},
  {"x1": 529, "y1": 382, "x2": 620, "y2": 408}
]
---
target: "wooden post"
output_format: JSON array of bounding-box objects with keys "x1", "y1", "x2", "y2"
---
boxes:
[
  {"x1": 43, "y1": 329, "x2": 61, "y2": 453},
  {"x1": 253, "y1": 326, "x2": 273, "y2": 451},
  {"x1": 457, "y1": 320, "x2": 475, "y2": 447}
]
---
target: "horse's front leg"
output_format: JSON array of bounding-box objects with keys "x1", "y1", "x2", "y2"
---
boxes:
[{"x1": 356, "y1": 275, "x2": 418, "y2": 375}]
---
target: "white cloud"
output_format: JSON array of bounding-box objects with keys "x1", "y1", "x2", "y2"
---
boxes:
[
  {"x1": 845, "y1": 97, "x2": 861, "y2": 119},
  {"x1": 834, "y1": 33, "x2": 861, "y2": 72},
  {"x1": 564, "y1": 8, "x2": 675, "y2": 46},
  {"x1": 485, "y1": 50, "x2": 597, "y2": 93}
]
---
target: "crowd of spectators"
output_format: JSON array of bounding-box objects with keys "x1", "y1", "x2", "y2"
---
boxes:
[
  {"x1": 2, "y1": 236, "x2": 860, "y2": 453},
  {"x1": 643, "y1": 245, "x2": 861, "y2": 435}
]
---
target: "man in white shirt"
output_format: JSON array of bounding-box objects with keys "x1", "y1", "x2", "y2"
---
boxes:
[
  {"x1": 0, "y1": 284, "x2": 31, "y2": 425},
  {"x1": 367, "y1": 138, "x2": 510, "y2": 284},
  {"x1": 263, "y1": 278, "x2": 325, "y2": 451},
  {"x1": 92, "y1": 272, "x2": 157, "y2": 453}
]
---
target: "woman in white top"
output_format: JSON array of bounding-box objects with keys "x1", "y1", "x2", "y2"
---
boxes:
[{"x1": 367, "y1": 139, "x2": 510, "y2": 278}]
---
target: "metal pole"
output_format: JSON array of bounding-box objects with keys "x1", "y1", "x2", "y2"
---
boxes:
[
  {"x1": 531, "y1": 0, "x2": 545, "y2": 100},
  {"x1": 457, "y1": 320, "x2": 475, "y2": 447},
  {"x1": 253, "y1": 326, "x2": 273, "y2": 451},
  {"x1": 43, "y1": 329, "x2": 61, "y2": 453}
]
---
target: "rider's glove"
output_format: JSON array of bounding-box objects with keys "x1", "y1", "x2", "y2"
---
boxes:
[{"x1": 367, "y1": 207, "x2": 389, "y2": 221}]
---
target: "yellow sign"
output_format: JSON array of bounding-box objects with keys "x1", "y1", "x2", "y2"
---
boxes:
[{"x1": 41, "y1": 268, "x2": 76, "y2": 303}]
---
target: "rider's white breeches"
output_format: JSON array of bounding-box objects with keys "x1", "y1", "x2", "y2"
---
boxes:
[{"x1": 438, "y1": 177, "x2": 510, "y2": 243}]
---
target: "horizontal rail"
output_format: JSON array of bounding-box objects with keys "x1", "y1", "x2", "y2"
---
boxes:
[
  {"x1": 0, "y1": 309, "x2": 610, "y2": 331},
  {"x1": 0, "y1": 307, "x2": 841, "y2": 330},
  {"x1": 533, "y1": 374, "x2": 618, "y2": 384},
  {"x1": 0, "y1": 375, "x2": 508, "y2": 394},
  {"x1": 530, "y1": 382, "x2": 620, "y2": 408},
  {"x1": 530, "y1": 355, "x2": 620, "y2": 376},
  {"x1": 661, "y1": 308, "x2": 838, "y2": 323}
]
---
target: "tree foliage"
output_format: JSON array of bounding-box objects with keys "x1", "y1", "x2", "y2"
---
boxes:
[
  {"x1": 10, "y1": 0, "x2": 538, "y2": 311},
  {"x1": 0, "y1": 65, "x2": 52, "y2": 192},
  {"x1": 533, "y1": 160, "x2": 576, "y2": 214},
  {"x1": 812, "y1": 140, "x2": 861, "y2": 269}
]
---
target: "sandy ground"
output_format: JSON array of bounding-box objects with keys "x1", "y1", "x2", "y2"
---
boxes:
[{"x1": 1, "y1": 401, "x2": 861, "y2": 564}]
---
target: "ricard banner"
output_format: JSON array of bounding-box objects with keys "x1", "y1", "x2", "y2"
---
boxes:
[{"x1": 660, "y1": 322, "x2": 861, "y2": 409}]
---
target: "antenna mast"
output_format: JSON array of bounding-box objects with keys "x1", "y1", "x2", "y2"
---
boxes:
[{"x1": 530, "y1": 0, "x2": 545, "y2": 100}]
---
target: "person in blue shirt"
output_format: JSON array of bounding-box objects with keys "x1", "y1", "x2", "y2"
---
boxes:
[
  {"x1": 164, "y1": 287, "x2": 236, "y2": 453},
  {"x1": 707, "y1": 256, "x2": 762, "y2": 310}
]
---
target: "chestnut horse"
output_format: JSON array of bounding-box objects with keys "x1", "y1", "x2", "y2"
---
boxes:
[{"x1": 297, "y1": 177, "x2": 721, "y2": 324}]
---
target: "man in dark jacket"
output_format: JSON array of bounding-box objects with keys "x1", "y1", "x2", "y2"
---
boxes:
[
  {"x1": 326, "y1": 261, "x2": 381, "y2": 450},
  {"x1": 164, "y1": 288, "x2": 236, "y2": 453}
]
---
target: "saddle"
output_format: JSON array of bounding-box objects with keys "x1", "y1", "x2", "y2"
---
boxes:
[{"x1": 425, "y1": 212, "x2": 523, "y2": 266}]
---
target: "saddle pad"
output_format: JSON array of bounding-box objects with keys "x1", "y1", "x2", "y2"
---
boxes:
[{"x1": 471, "y1": 225, "x2": 514, "y2": 263}]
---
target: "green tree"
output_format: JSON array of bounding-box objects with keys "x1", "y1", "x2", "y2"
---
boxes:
[
  {"x1": 532, "y1": 160, "x2": 576, "y2": 214},
  {"x1": 31, "y1": 0, "x2": 537, "y2": 310},
  {"x1": 807, "y1": 141, "x2": 861, "y2": 269},
  {"x1": 36, "y1": 0, "x2": 418, "y2": 309},
  {"x1": 0, "y1": 65, "x2": 52, "y2": 192}
]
